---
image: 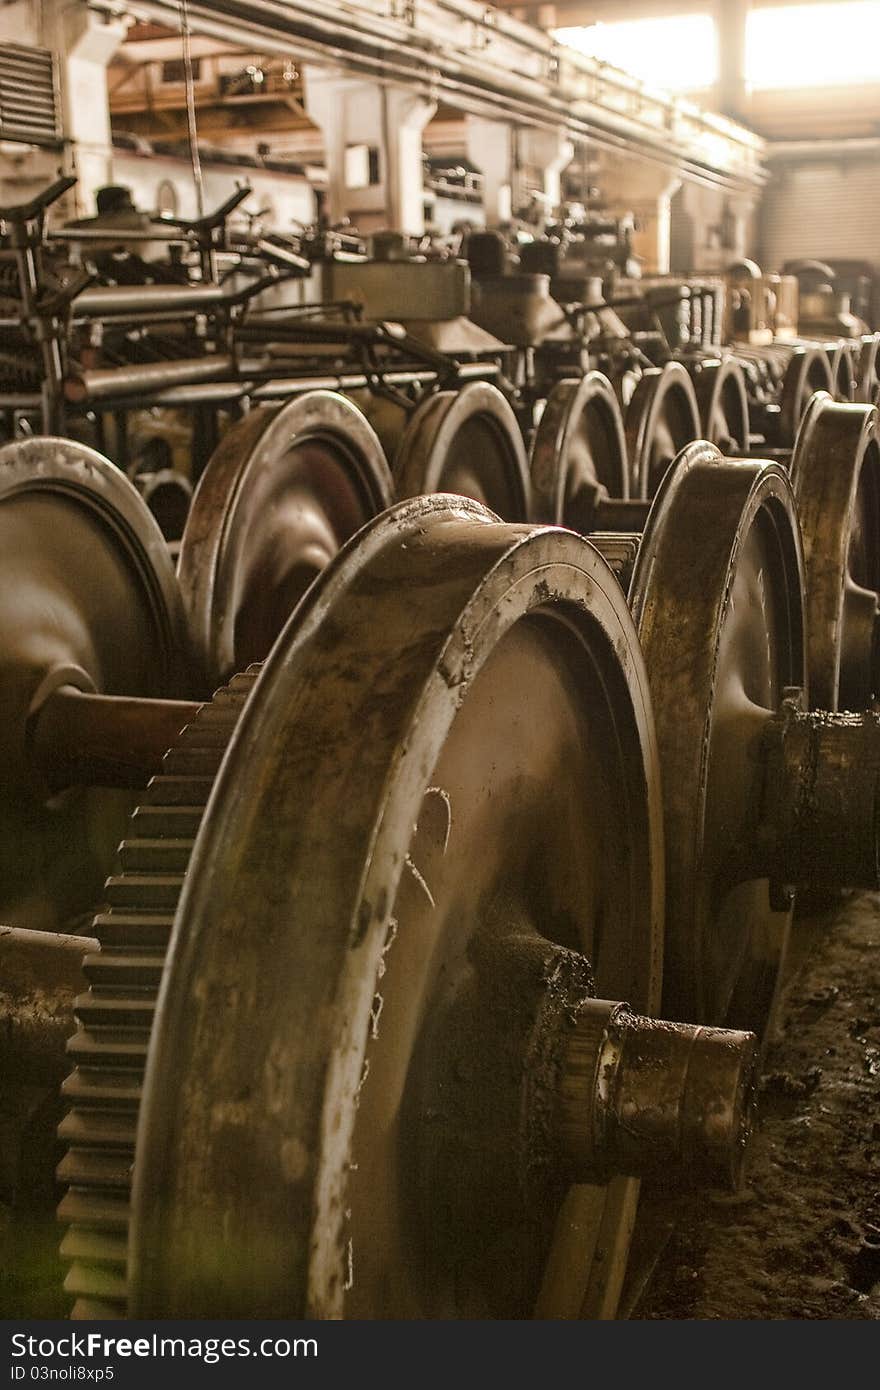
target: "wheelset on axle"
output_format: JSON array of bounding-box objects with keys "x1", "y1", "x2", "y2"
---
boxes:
[
  {"x1": 58, "y1": 497, "x2": 757, "y2": 1320},
  {"x1": 529, "y1": 436, "x2": 880, "y2": 1031}
]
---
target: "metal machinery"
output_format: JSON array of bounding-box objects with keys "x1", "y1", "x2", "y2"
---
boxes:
[{"x1": 3, "y1": 171, "x2": 880, "y2": 1321}]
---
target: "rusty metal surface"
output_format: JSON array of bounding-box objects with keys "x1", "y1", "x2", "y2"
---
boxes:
[
  {"x1": 625, "y1": 363, "x2": 702, "y2": 499},
  {"x1": 177, "y1": 390, "x2": 394, "y2": 690},
  {"x1": 630, "y1": 444, "x2": 806, "y2": 1032},
  {"x1": 394, "y1": 381, "x2": 530, "y2": 520},
  {"x1": 0, "y1": 438, "x2": 188, "y2": 931},
  {"x1": 129, "y1": 495, "x2": 665, "y2": 1319},
  {"x1": 529, "y1": 372, "x2": 629, "y2": 528},
  {"x1": 789, "y1": 394, "x2": 880, "y2": 712}
]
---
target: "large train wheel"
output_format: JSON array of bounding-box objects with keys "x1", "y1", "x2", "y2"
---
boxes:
[
  {"x1": 776, "y1": 348, "x2": 835, "y2": 446},
  {"x1": 0, "y1": 439, "x2": 186, "y2": 930},
  {"x1": 178, "y1": 391, "x2": 393, "y2": 689},
  {"x1": 630, "y1": 444, "x2": 805, "y2": 1033},
  {"x1": 529, "y1": 372, "x2": 628, "y2": 527},
  {"x1": 692, "y1": 358, "x2": 750, "y2": 454},
  {"x1": 857, "y1": 334, "x2": 880, "y2": 405},
  {"x1": 625, "y1": 363, "x2": 701, "y2": 499},
  {"x1": 126, "y1": 497, "x2": 669, "y2": 1319},
  {"x1": 394, "y1": 382, "x2": 530, "y2": 519},
  {"x1": 790, "y1": 393, "x2": 880, "y2": 711},
  {"x1": 826, "y1": 342, "x2": 857, "y2": 404}
]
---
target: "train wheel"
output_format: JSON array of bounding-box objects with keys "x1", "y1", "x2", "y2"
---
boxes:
[
  {"x1": 777, "y1": 348, "x2": 835, "y2": 446},
  {"x1": 826, "y1": 342, "x2": 858, "y2": 403},
  {"x1": 0, "y1": 438, "x2": 186, "y2": 930},
  {"x1": 630, "y1": 444, "x2": 805, "y2": 1033},
  {"x1": 857, "y1": 334, "x2": 880, "y2": 405},
  {"x1": 394, "y1": 382, "x2": 530, "y2": 519},
  {"x1": 692, "y1": 358, "x2": 750, "y2": 454},
  {"x1": 123, "y1": 497, "x2": 673, "y2": 1319},
  {"x1": 625, "y1": 363, "x2": 701, "y2": 499},
  {"x1": 790, "y1": 393, "x2": 880, "y2": 711},
  {"x1": 529, "y1": 372, "x2": 628, "y2": 527},
  {"x1": 178, "y1": 391, "x2": 393, "y2": 688}
]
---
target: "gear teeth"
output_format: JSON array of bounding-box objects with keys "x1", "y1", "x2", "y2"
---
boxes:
[
  {"x1": 118, "y1": 838, "x2": 195, "y2": 873},
  {"x1": 59, "y1": 667, "x2": 260, "y2": 1318}
]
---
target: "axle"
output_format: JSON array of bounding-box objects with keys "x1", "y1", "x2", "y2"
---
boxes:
[
  {"x1": 758, "y1": 693, "x2": 880, "y2": 889},
  {"x1": 29, "y1": 686, "x2": 201, "y2": 791}
]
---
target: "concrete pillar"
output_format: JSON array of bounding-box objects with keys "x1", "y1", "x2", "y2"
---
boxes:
[
  {"x1": 517, "y1": 127, "x2": 575, "y2": 220},
  {"x1": 46, "y1": 1, "x2": 127, "y2": 215},
  {"x1": 304, "y1": 67, "x2": 435, "y2": 235},
  {"x1": 465, "y1": 115, "x2": 514, "y2": 226},
  {"x1": 715, "y1": 0, "x2": 748, "y2": 124},
  {"x1": 599, "y1": 154, "x2": 682, "y2": 274}
]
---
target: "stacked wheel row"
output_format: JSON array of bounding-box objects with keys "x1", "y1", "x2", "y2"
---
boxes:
[{"x1": 1, "y1": 373, "x2": 879, "y2": 1319}]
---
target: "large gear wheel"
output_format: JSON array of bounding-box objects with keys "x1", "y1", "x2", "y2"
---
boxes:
[{"x1": 58, "y1": 668, "x2": 259, "y2": 1318}]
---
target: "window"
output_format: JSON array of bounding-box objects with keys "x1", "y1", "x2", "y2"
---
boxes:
[
  {"x1": 746, "y1": 3, "x2": 880, "y2": 88},
  {"x1": 161, "y1": 58, "x2": 201, "y2": 84},
  {"x1": 344, "y1": 144, "x2": 380, "y2": 189},
  {"x1": 554, "y1": 13, "x2": 718, "y2": 92}
]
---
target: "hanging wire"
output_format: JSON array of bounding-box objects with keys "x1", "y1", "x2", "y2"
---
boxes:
[{"x1": 179, "y1": 0, "x2": 206, "y2": 219}]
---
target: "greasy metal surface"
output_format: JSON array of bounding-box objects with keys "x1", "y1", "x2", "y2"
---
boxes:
[
  {"x1": 789, "y1": 393, "x2": 880, "y2": 711},
  {"x1": 178, "y1": 390, "x2": 394, "y2": 689},
  {"x1": 777, "y1": 349, "x2": 835, "y2": 447},
  {"x1": 630, "y1": 445, "x2": 806, "y2": 1032},
  {"x1": 559, "y1": 999, "x2": 757, "y2": 1189},
  {"x1": 0, "y1": 439, "x2": 187, "y2": 931},
  {"x1": 692, "y1": 358, "x2": 750, "y2": 454},
  {"x1": 394, "y1": 382, "x2": 530, "y2": 521},
  {"x1": 130, "y1": 495, "x2": 665, "y2": 1319},
  {"x1": 761, "y1": 699, "x2": 880, "y2": 890},
  {"x1": 529, "y1": 372, "x2": 629, "y2": 528},
  {"x1": 57, "y1": 670, "x2": 257, "y2": 1319},
  {"x1": 624, "y1": 363, "x2": 702, "y2": 499}
]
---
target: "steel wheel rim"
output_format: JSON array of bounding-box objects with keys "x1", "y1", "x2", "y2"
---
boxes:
[
  {"x1": 625, "y1": 364, "x2": 701, "y2": 499},
  {"x1": 0, "y1": 438, "x2": 186, "y2": 930},
  {"x1": 529, "y1": 371, "x2": 628, "y2": 527},
  {"x1": 394, "y1": 382, "x2": 530, "y2": 520},
  {"x1": 790, "y1": 394, "x2": 880, "y2": 710},
  {"x1": 694, "y1": 358, "x2": 750, "y2": 454},
  {"x1": 130, "y1": 497, "x2": 664, "y2": 1319},
  {"x1": 778, "y1": 349, "x2": 835, "y2": 446},
  {"x1": 178, "y1": 390, "x2": 394, "y2": 689},
  {"x1": 631, "y1": 446, "x2": 805, "y2": 1032}
]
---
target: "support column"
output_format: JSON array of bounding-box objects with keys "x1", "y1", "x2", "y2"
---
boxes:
[
  {"x1": 715, "y1": 0, "x2": 749, "y2": 124},
  {"x1": 517, "y1": 127, "x2": 575, "y2": 223},
  {"x1": 46, "y1": 0, "x2": 127, "y2": 215},
  {"x1": 465, "y1": 115, "x2": 514, "y2": 226},
  {"x1": 598, "y1": 154, "x2": 682, "y2": 274},
  {"x1": 304, "y1": 67, "x2": 436, "y2": 236}
]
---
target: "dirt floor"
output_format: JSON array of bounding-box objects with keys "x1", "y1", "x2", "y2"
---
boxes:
[{"x1": 636, "y1": 892, "x2": 880, "y2": 1319}]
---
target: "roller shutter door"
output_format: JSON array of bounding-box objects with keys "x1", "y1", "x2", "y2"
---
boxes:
[{"x1": 759, "y1": 157, "x2": 880, "y2": 271}]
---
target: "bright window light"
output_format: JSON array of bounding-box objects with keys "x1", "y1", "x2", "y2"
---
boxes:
[
  {"x1": 746, "y1": 3, "x2": 880, "y2": 88},
  {"x1": 554, "y1": 14, "x2": 718, "y2": 92}
]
